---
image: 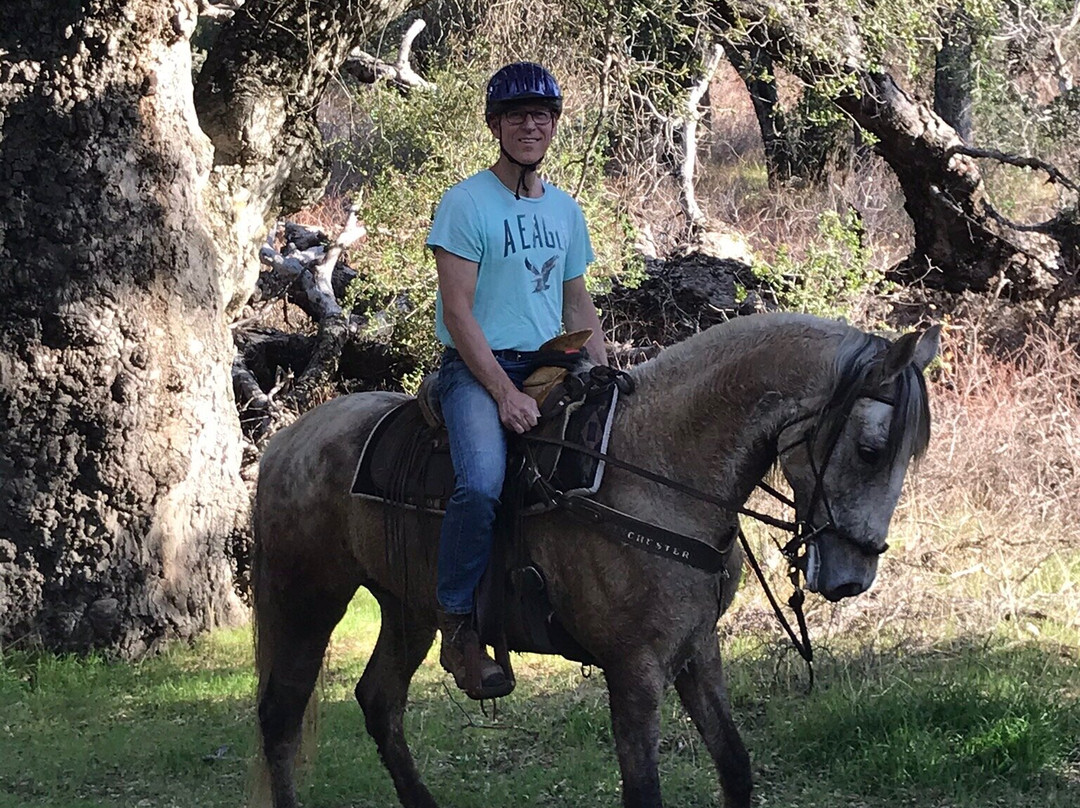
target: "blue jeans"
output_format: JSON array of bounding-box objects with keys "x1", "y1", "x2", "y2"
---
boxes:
[{"x1": 437, "y1": 350, "x2": 537, "y2": 614}]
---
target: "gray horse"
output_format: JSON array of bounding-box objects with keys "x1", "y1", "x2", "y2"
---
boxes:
[{"x1": 250, "y1": 312, "x2": 939, "y2": 808}]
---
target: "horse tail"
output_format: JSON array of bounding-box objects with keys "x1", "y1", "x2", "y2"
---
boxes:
[{"x1": 247, "y1": 515, "x2": 323, "y2": 808}]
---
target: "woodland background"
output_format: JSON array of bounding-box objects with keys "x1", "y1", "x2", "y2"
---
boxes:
[{"x1": 0, "y1": 0, "x2": 1078, "y2": 805}]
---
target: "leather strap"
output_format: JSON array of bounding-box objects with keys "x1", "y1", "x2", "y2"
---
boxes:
[{"x1": 558, "y1": 494, "x2": 733, "y2": 575}]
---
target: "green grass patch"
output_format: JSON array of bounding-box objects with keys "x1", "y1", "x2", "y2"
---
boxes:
[
  {"x1": 774, "y1": 648, "x2": 1079, "y2": 798},
  {"x1": 1, "y1": 593, "x2": 1077, "y2": 807}
]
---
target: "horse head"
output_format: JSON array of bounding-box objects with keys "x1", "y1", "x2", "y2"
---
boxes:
[{"x1": 777, "y1": 325, "x2": 940, "y2": 601}]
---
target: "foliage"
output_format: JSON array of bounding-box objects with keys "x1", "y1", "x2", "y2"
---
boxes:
[{"x1": 752, "y1": 207, "x2": 883, "y2": 317}]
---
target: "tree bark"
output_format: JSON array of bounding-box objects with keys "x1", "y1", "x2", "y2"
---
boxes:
[
  {"x1": 0, "y1": 0, "x2": 412, "y2": 656},
  {"x1": 934, "y1": 6, "x2": 975, "y2": 144},
  {"x1": 0, "y1": 1, "x2": 247, "y2": 655}
]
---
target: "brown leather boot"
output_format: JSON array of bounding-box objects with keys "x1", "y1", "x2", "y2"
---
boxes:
[{"x1": 437, "y1": 610, "x2": 515, "y2": 700}]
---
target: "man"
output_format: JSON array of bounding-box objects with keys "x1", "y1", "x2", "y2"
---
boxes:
[{"x1": 427, "y1": 62, "x2": 607, "y2": 699}]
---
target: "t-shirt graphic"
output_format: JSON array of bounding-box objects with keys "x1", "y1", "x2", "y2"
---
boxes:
[
  {"x1": 526, "y1": 256, "x2": 558, "y2": 292},
  {"x1": 427, "y1": 170, "x2": 595, "y2": 352}
]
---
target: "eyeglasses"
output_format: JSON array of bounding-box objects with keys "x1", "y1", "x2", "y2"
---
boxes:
[{"x1": 502, "y1": 109, "x2": 554, "y2": 126}]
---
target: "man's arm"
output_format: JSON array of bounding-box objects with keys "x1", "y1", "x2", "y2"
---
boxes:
[
  {"x1": 562, "y1": 275, "x2": 608, "y2": 366},
  {"x1": 435, "y1": 247, "x2": 541, "y2": 433}
]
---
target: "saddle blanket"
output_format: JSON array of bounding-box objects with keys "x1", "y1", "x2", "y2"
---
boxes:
[{"x1": 349, "y1": 380, "x2": 621, "y2": 513}]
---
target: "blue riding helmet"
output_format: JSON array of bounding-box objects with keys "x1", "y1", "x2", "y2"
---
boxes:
[{"x1": 485, "y1": 62, "x2": 563, "y2": 119}]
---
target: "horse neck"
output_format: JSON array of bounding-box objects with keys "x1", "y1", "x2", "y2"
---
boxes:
[{"x1": 616, "y1": 321, "x2": 838, "y2": 503}]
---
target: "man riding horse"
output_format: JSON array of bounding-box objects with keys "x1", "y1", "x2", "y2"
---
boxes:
[{"x1": 428, "y1": 62, "x2": 608, "y2": 699}]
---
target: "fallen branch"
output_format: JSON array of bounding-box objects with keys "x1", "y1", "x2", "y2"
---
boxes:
[
  {"x1": 311, "y1": 202, "x2": 366, "y2": 316},
  {"x1": 197, "y1": 0, "x2": 244, "y2": 20}
]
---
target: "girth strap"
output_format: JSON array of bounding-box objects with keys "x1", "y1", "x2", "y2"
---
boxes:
[{"x1": 558, "y1": 494, "x2": 732, "y2": 575}]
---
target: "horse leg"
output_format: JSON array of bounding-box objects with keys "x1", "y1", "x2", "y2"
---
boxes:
[
  {"x1": 673, "y1": 638, "x2": 751, "y2": 808},
  {"x1": 355, "y1": 592, "x2": 438, "y2": 808},
  {"x1": 256, "y1": 585, "x2": 353, "y2": 808},
  {"x1": 605, "y1": 660, "x2": 666, "y2": 807}
]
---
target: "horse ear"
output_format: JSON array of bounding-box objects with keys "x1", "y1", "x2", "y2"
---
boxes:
[
  {"x1": 880, "y1": 325, "x2": 940, "y2": 381},
  {"x1": 911, "y1": 324, "x2": 941, "y2": 372}
]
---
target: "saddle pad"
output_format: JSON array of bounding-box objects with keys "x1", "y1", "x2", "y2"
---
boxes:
[
  {"x1": 351, "y1": 383, "x2": 620, "y2": 513},
  {"x1": 350, "y1": 399, "x2": 454, "y2": 512}
]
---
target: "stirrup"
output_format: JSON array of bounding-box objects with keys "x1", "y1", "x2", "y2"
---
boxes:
[{"x1": 438, "y1": 612, "x2": 515, "y2": 700}]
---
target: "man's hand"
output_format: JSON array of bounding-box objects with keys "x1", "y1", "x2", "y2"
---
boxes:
[{"x1": 496, "y1": 387, "x2": 541, "y2": 434}]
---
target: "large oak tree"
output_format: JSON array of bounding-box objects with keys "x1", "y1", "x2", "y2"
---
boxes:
[{"x1": 0, "y1": 0, "x2": 411, "y2": 656}]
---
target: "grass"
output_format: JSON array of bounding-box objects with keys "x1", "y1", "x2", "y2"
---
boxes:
[{"x1": 1, "y1": 589, "x2": 1078, "y2": 808}]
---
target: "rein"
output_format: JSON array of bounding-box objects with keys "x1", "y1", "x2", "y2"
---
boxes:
[{"x1": 521, "y1": 433, "x2": 799, "y2": 532}]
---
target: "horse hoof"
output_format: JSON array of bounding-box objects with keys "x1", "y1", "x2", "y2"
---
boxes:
[{"x1": 466, "y1": 676, "x2": 515, "y2": 700}]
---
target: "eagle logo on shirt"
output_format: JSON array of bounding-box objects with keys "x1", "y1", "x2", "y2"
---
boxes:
[{"x1": 526, "y1": 256, "x2": 558, "y2": 293}]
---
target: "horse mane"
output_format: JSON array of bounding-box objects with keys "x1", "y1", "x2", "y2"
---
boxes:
[{"x1": 629, "y1": 313, "x2": 931, "y2": 464}]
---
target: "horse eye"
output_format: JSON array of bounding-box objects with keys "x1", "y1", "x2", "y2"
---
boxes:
[{"x1": 857, "y1": 444, "x2": 882, "y2": 465}]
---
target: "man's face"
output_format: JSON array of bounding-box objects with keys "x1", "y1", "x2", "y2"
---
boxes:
[{"x1": 488, "y1": 105, "x2": 558, "y2": 164}]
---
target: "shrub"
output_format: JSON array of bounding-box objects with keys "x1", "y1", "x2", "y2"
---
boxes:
[{"x1": 751, "y1": 207, "x2": 884, "y2": 317}]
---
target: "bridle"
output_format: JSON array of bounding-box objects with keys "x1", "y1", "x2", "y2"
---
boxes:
[{"x1": 521, "y1": 387, "x2": 898, "y2": 690}]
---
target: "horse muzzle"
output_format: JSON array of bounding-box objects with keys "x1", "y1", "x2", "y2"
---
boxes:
[{"x1": 802, "y1": 532, "x2": 882, "y2": 602}]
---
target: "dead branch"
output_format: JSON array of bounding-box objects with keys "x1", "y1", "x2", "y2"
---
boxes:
[
  {"x1": 255, "y1": 211, "x2": 366, "y2": 323},
  {"x1": 948, "y1": 145, "x2": 1079, "y2": 194},
  {"x1": 311, "y1": 202, "x2": 366, "y2": 309},
  {"x1": 230, "y1": 205, "x2": 422, "y2": 447},
  {"x1": 680, "y1": 43, "x2": 726, "y2": 234},
  {"x1": 231, "y1": 354, "x2": 273, "y2": 441},
  {"x1": 346, "y1": 19, "x2": 434, "y2": 91},
  {"x1": 281, "y1": 315, "x2": 349, "y2": 411}
]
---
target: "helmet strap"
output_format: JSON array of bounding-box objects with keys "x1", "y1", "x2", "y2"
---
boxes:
[
  {"x1": 499, "y1": 144, "x2": 542, "y2": 200},
  {"x1": 495, "y1": 119, "x2": 543, "y2": 200}
]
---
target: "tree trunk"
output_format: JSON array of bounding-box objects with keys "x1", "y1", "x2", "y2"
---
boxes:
[
  {"x1": 934, "y1": 6, "x2": 975, "y2": 144},
  {"x1": 0, "y1": 0, "x2": 410, "y2": 656},
  {"x1": 711, "y1": 1, "x2": 1076, "y2": 305},
  {"x1": 721, "y1": 42, "x2": 795, "y2": 185},
  {"x1": 0, "y1": 1, "x2": 245, "y2": 655},
  {"x1": 723, "y1": 39, "x2": 851, "y2": 186}
]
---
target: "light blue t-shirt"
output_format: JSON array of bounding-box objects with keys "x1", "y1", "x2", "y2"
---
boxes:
[{"x1": 427, "y1": 170, "x2": 595, "y2": 352}]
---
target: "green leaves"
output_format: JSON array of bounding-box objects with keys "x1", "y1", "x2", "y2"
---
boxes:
[{"x1": 753, "y1": 207, "x2": 883, "y2": 317}]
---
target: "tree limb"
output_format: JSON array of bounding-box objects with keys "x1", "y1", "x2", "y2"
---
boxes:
[
  {"x1": 345, "y1": 18, "x2": 434, "y2": 90},
  {"x1": 197, "y1": 0, "x2": 244, "y2": 20},
  {"x1": 680, "y1": 43, "x2": 726, "y2": 232},
  {"x1": 948, "y1": 146, "x2": 1079, "y2": 194}
]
